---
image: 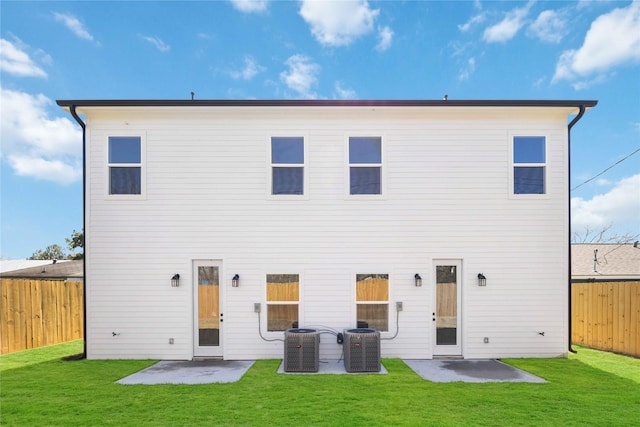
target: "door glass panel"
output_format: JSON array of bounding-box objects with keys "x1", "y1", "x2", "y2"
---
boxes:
[
  {"x1": 198, "y1": 266, "x2": 219, "y2": 346},
  {"x1": 436, "y1": 265, "x2": 457, "y2": 346}
]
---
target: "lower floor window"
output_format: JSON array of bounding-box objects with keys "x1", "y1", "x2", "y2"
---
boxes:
[
  {"x1": 110, "y1": 167, "x2": 141, "y2": 194},
  {"x1": 514, "y1": 166, "x2": 545, "y2": 194},
  {"x1": 355, "y1": 274, "x2": 389, "y2": 331},
  {"x1": 266, "y1": 274, "x2": 299, "y2": 331}
]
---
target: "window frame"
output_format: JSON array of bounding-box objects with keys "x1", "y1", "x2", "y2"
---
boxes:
[
  {"x1": 106, "y1": 133, "x2": 146, "y2": 199},
  {"x1": 268, "y1": 135, "x2": 308, "y2": 199},
  {"x1": 509, "y1": 133, "x2": 549, "y2": 199},
  {"x1": 265, "y1": 273, "x2": 301, "y2": 332},
  {"x1": 345, "y1": 135, "x2": 385, "y2": 199},
  {"x1": 354, "y1": 273, "x2": 390, "y2": 332}
]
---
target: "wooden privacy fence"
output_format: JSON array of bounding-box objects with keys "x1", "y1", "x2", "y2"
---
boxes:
[
  {"x1": 1, "y1": 278, "x2": 84, "y2": 354},
  {"x1": 571, "y1": 281, "x2": 640, "y2": 358}
]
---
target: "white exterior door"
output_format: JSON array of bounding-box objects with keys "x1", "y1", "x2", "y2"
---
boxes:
[
  {"x1": 433, "y1": 260, "x2": 462, "y2": 357},
  {"x1": 193, "y1": 260, "x2": 223, "y2": 358}
]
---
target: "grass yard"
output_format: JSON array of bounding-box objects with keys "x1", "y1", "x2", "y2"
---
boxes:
[{"x1": 1, "y1": 342, "x2": 638, "y2": 426}]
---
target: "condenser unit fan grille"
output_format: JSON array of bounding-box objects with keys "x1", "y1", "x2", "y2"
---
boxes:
[
  {"x1": 343, "y1": 328, "x2": 381, "y2": 372},
  {"x1": 284, "y1": 328, "x2": 320, "y2": 372}
]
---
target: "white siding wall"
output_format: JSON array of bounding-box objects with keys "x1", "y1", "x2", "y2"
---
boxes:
[{"x1": 83, "y1": 106, "x2": 570, "y2": 360}]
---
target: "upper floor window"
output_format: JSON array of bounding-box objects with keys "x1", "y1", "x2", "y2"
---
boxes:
[
  {"x1": 271, "y1": 137, "x2": 304, "y2": 195},
  {"x1": 349, "y1": 137, "x2": 382, "y2": 195},
  {"x1": 266, "y1": 274, "x2": 299, "y2": 331},
  {"x1": 513, "y1": 136, "x2": 546, "y2": 195},
  {"x1": 355, "y1": 274, "x2": 389, "y2": 331},
  {"x1": 108, "y1": 136, "x2": 142, "y2": 195}
]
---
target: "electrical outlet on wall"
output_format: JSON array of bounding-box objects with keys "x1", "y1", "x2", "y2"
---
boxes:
[
  {"x1": 254, "y1": 303, "x2": 261, "y2": 313},
  {"x1": 396, "y1": 301, "x2": 403, "y2": 311}
]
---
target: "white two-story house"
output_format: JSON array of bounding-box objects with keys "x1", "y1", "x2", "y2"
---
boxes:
[{"x1": 58, "y1": 99, "x2": 596, "y2": 360}]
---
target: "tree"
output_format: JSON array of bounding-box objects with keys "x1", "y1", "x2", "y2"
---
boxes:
[
  {"x1": 29, "y1": 244, "x2": 67, "y2": 260},
  {"x1": 27, "y1": 229, "x2": 84, "y2": 260},
  {"x1": 572, "y1": 224, "x2": 638, "y2": 244},
  {"x1": 66, "y1": 229, "x2": 84, "y2": 260}
]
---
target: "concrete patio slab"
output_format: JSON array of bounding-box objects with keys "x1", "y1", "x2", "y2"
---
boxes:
[
  {"x1": 117, "y1": 360, "x2": 254, "y2": 385},
  {"x1": 277, "y1": 359, "x2": 388, "y2": 374},
  {"x1": 117, "y1": 358, "x2": 543, "y2": 385},
  {"x1": 403, "y1": 359, "x2": 546, "y2": 383}
]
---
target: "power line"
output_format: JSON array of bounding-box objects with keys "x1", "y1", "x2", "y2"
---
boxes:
[
  {"x1": 601, "y1": 233, "x2": 640, "y2": 264},
  {"x1": 571, "y1": 147, "x2": 640, "y2": 191}
]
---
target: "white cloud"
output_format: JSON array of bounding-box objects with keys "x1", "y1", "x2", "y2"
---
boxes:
[
  {"x1": 230, "y1": 56, "x2": 265, "y2": 80},
  {"x1": 449, "y1": 40, "x2": 470, "y2": 58},
  {"x1": 299, "y1": 0, "x2": 379, "y2": 46},
  {"x1": 459, "y1": 57, "x2": 476, "y2": 81},
  {"x1": 0, "y1": 88, "x2": 81, "y2": 184},
  {"x1": 8, "y1": 155, "x2": 81, "y2": 184},
  {"x1": 533, "y1": 76, "x2": 546, "y2": 88},
  {"x1": 228, "y1": 0, "x2": 268, "y2": 13},
  {"x1": 280, "y1": 54, "x2": 320, "y2": 98},
  {"x1": 197, "y1": 32, "x2": 215, "y2": 41},
  {"x1": 553, "y1": 2, "x2": 640, "y2": 85},
  {"x1": 334, "y1": 81, "x2": 356, "y2": 99},
  {"x1": 528, "y1": 9, "x2": 568, "y2": 43},
  {"x1": 572, "y1": 174, "x2": 640, "y2": 233},
  {"x1": 458, "y1": 13, "x2": 485, "y2": 32},
  {"x1": 53, "y1": 12, "x2": 94, "y2": 41},
  {"x1": 482, "y1": 1, "x2": 533, "y2": 43},
  {"x1": 0, "y1": 38, "x2": 47, "y2": 78},
  {"x1": 34, "y1": 48, "x2": 53, "y2": 66},
  {"x1": 141, "y1": 35, "x2": 171, "y2": 52},
  {"x1": 376, "y1": 26, "x2": 393, "y2": 52},
  {"x1": 568, "y1": 73, "x2": 607, "y2": 91}
]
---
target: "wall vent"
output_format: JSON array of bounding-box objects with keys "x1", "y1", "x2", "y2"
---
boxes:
[
  {"x1": 284, "y1": 328, "x2": 320, "y2": 372},
  {"x1": 343, "y1": 328, "x2": 381, "y2": 372}
]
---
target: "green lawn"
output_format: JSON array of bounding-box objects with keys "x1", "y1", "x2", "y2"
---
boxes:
[{"x1": 1, "y1": 341, "x2": 638, "y2": 426}]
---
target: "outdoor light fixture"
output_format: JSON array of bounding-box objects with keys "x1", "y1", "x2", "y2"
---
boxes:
[
  {"x1": 414, "y1": 273, "x2": 422, "y2": 287},
  {"x1": 232, "y1": 274, "x2": 240, "y2": 287},
  {"x1": 171, "y1": 274, "x2": 180, "y2": 287},
  {"x1": 477, "y1": 273, "x2": 487, "y2": 287}
]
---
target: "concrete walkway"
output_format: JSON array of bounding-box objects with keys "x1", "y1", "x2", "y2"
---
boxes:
[
  {"x1": 403, "y1": 359, "x2": 546, "y2": 383},
  {"x1": 117, "y1": 360, "x2": 254, "y2": 385}
]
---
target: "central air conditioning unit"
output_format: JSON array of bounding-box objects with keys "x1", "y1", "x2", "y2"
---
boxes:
[
  {"x1": 343, "y1": 328, "x2": 381, "y2": 373},
  {"x1": 284, "y1": 328, "x2": 320, "y2": 372}
]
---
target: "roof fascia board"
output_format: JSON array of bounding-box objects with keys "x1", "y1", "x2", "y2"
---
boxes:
[{"x1": 57, "y1": 99, "x2": 598, "y2": 109}]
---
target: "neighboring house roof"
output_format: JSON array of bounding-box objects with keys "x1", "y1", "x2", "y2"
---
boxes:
[
  {"x1": 57, "y1": 99, "x2": 598, "y2": 109},
  {"x1": 0, "y1": 259, "x2": 70, "y2": 273},
  {"x1": 0, "y1": 260, "x2": 83, "y2": 279},
  {"x1": 572, "y1": 244, "x2": 640, "y2": 281}
]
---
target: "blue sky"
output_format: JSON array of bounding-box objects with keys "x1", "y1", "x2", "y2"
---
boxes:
[{"x1": 1, "y1": 0, "x2": 639, "y2": 259}]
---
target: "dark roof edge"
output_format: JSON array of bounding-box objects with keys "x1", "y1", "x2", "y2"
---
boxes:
[{"x1": 57, "y1": 99, "x2": 598, "y2": 108}]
